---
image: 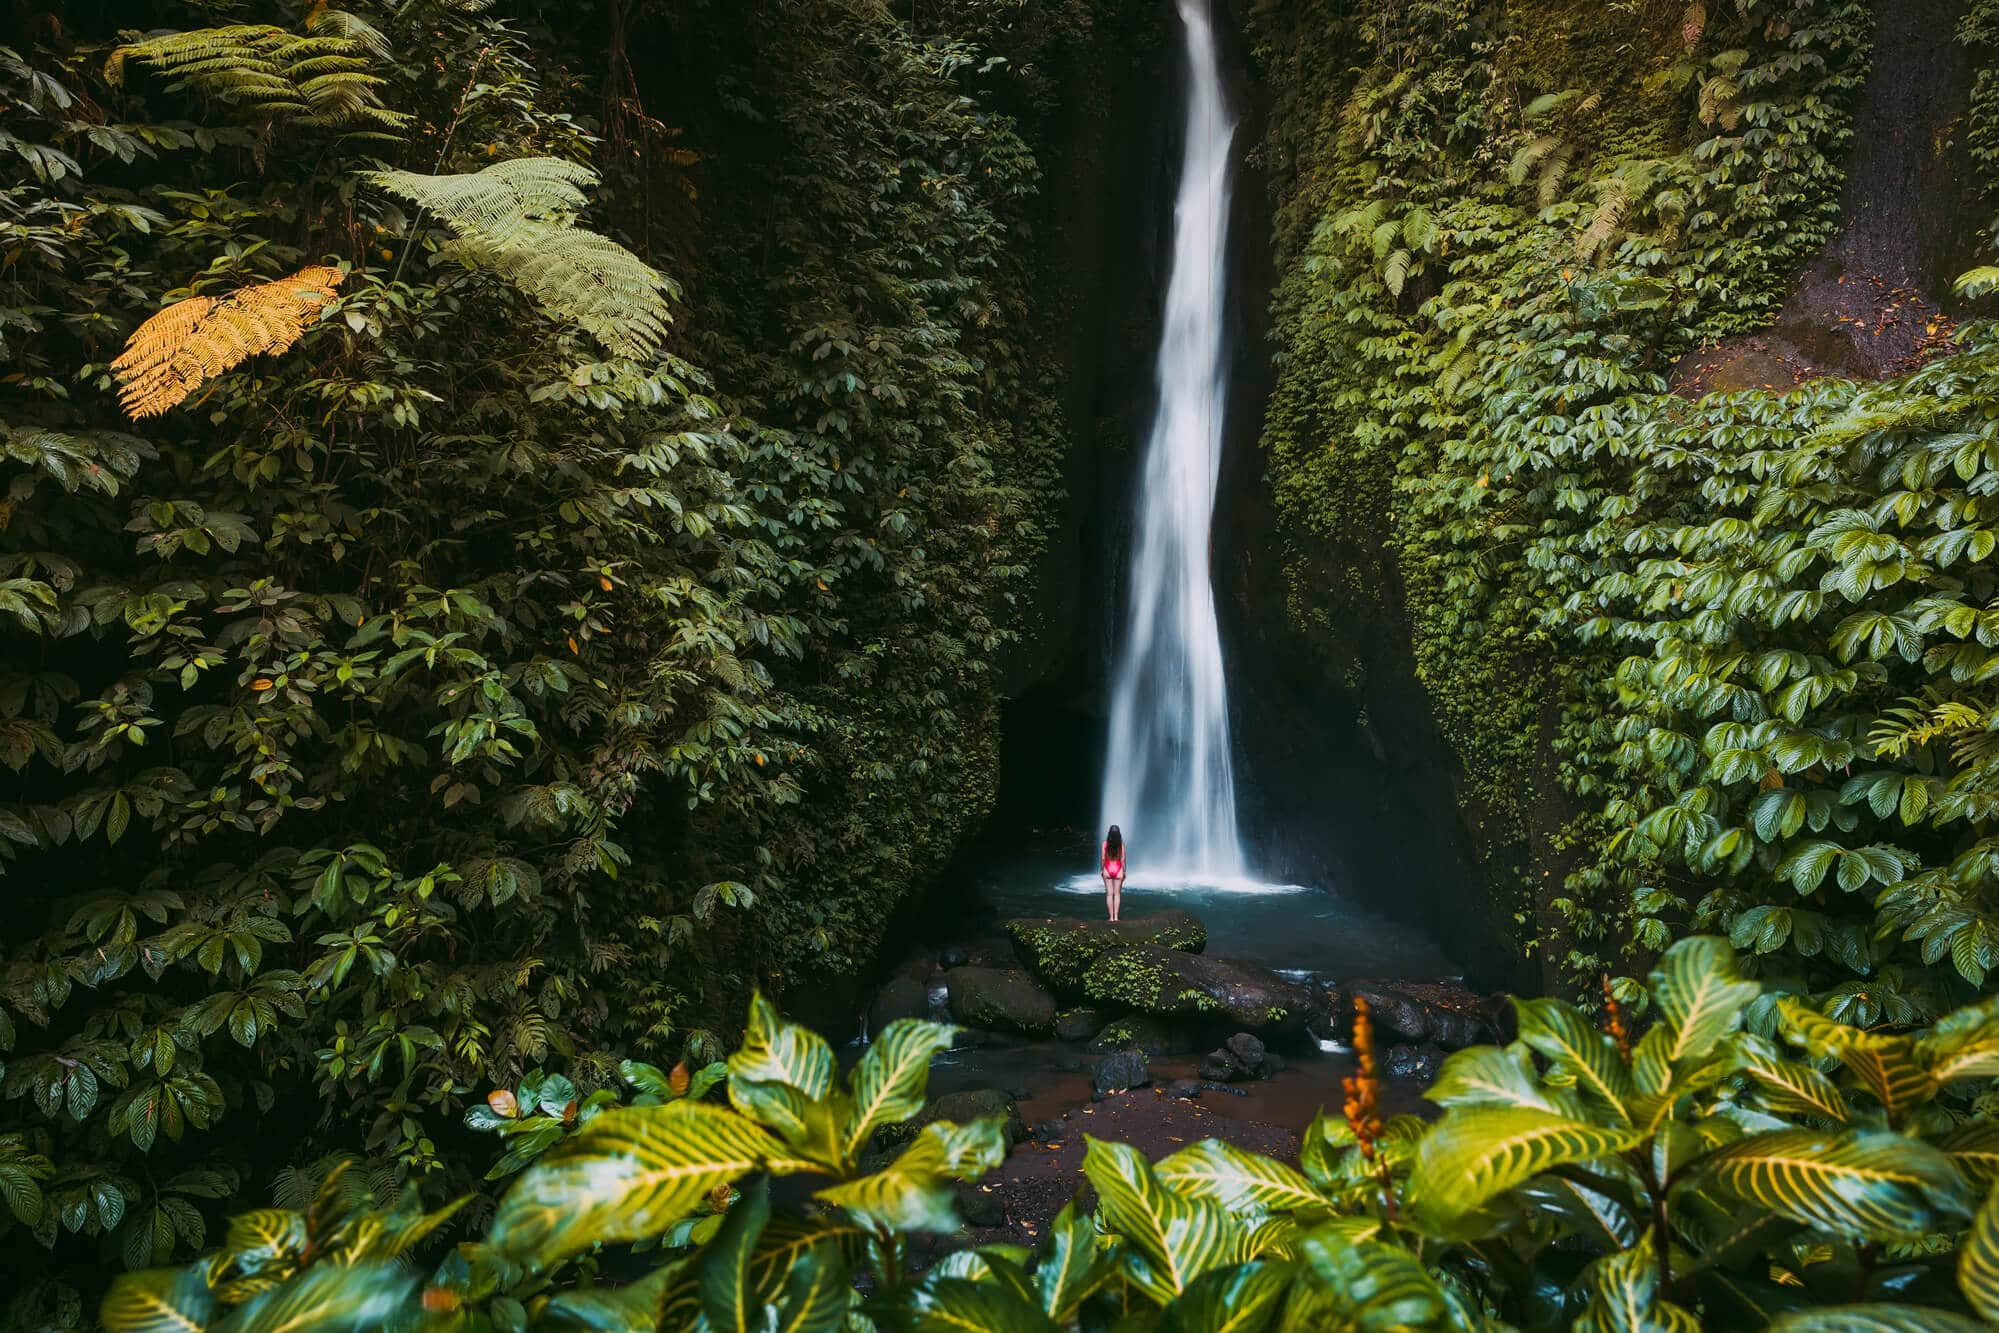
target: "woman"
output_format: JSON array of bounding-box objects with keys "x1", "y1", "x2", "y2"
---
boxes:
[{"x1": 1100, "y1": 824, "x2": 1126, "y2": 922}]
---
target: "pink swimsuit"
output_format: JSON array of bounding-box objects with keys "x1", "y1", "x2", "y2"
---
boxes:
[{"x1": 1102, "y1": 845, "x2": 1124, "y2": 878}]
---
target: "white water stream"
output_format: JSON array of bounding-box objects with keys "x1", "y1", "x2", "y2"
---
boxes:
[{"x1": 1098, "y1": 0, "x2": 1248, "y2": 884}]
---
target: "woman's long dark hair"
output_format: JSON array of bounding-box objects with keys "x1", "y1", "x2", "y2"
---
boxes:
[{"x1": 1105, "y1": 825, "x2": 1123, "y2": 859}]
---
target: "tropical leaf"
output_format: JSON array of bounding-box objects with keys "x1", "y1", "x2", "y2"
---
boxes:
[
  {"x1": 536, "y1": 1265, "x2": 681, "y2": 1331},
  {"x1": 1765, "y1": 1307, "x2": 1986, "y2": 1332},
  {"x1": 1082, "y1": 1136, "x2": 1249, "y2": 1304},
  {"x1": 1425, "y1": 1043, "x2": 1571, "y2": 1113},
  {"x1": 1034, "y1": 1199, "x2": 1117, "y2": 1320},
  {"x1": 1574, "y1": 1241, "x2": 1700, "y2": 1333},
  {"x1": 899, "y1": 1275, "x2": 1056, "y2": 1332},
  {"x1": 1735, "y1": 1034, "x2": 1849, "y2": 1122},
  {"x1": 1649, "y1": 935, "x2": 1759, "y2": 1064},
  {"x1": 1914, "y1": 996, "x2": 1999, "y2": 1083},
  {"x1": 729, "y1": 991, "x2": 836, "y2": 1100},
  {"x1": 1408, "y1": 1106, "x2": 1642, "y2": 1225},
  {"x1": 1298, "y1": 1231, "x2": 1460, "y2": 1330},
  {"x1": 1514, "y1": 997, "x2": 1634, "y2": 1118},
  {"x1": 204, "y1": 1260, "x2": 413, "y2": 1332},
  {"x1": 700, "y1": 1175, "x2": 771, "y2": 1333},
  {"x1": 1159, "y1": 1260, "x2": 1295, "y2": 1333},
  {"x1": 1153, "y1": 1138, "x2": 1325, "y2": 1216},
  {"x1": 1705, "y1": 1129, "x2": 1973, "y2": 1237},
  {"x1": 1778, "y1": 1001, "x2": 1937, "y2": 1123},
  {"x1": 769, "y1": 1240, "x2": 853, "y2": 1333},
  {"x1": 100, "y1": 1267, "x2": 217, "y2": 1333},
  {"x1": 814, "y1": 1117, "x2": 1005, "y2": 1233},
  {"x1": 1961, "y1": 1179, "x2": 1999, "y2": 1322},
  {"x1": 1939, "y1": 1121, "x2": 1999, "y2": 1187},
  {"x1": 842, "y1": 1018, "x2": 956, "y2": 1160},
  {"x1": 112, "y1": 267, "x2": 344, "y2": 418},
  {"x1": 488, "y1": 1102, "x2": 792, "y2": 1266}
]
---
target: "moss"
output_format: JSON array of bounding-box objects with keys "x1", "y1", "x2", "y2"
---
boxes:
[{"x1": 1007, "y1": 912, "x2": 1206, "y2": 992}]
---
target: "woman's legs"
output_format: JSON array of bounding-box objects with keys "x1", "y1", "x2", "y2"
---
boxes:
[{"x1": 1109, "y1": 874, "x2": 1123, "y2": 922}]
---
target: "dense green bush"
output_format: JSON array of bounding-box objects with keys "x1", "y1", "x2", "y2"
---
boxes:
[
  {"x1": 0, "y1": 0, "x2": 1074, "y2": 1300},
  {"x1": 97, "y1": 938, "x2": 1999, "y2": 1330}
]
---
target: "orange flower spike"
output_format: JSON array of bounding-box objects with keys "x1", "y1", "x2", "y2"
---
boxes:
[{"x1": 1600, "y1": 974, "x2": 1632, "y2": 1060}]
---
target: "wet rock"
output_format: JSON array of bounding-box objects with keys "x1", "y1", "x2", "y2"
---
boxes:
[
  {"x1": 1031, "y1": 1119, "x2": 1065, "y2": 1143},
  {"x1": 1080, "y1": 946, "x2": 1314, "y2": 1032},
  {"x1": 941, "y1": 945, "x2": 971, "y2": 968},
  {"x1": 1342, "y1": 980, "x2": 1505, "y2": 1052},
  {"x1": 1006, "y1": 910, "x2": 1207, "y2": 992},
  {"x1": 867, "y1": 976, "x2": 928, "y2": 1035},
  {"x1": 1093, "y1": 1048, "x2": 1151, "y2": 1098},
  {"x1": 1384, "y1": 1044, "x2": 1446, "y2": 1083},
  {"x1": 1226, "y1": 1032, "x2": 1267, "y2": 1069},
  {"x1": 1198, "y1": 1048, "x2": 1243, "y2": 1082},
  {"x1": 1053, "y1": 1006, "x2": 1109, "y2": 1042},
  {"x1": 943, "y1": 966, "x2": 1058, "y2": 1035},
  {"x1": 1201, "y1": 1082, "x2": 1248, "y2": 1097},
  {"x1": 1166, "y1": 1078, "x2": 1202, "y2": 1100},
  {"x1": 1087, "y1": 1014, "x2": 1194, "y2": 1056},
  {"x1": 954, "y1": 1180, "x2": 1006, "y2": 1228},
  {"x1": 1261, "y1": 1050, "x2": 1286, "y2": 1077},
  {"x1": 879, "y1": 1087, "x2": 1023, "y2": 1148}
]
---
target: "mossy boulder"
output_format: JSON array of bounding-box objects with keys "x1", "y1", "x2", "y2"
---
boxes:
[
  {"x1": 943, "y1": 966, "x2": 1058, "y2": 1035},
  {"x1": 1079, "y1": 946, "x2": 1312, "y2": 1033},
  {"x1": 1087, "y1": 1014, "x2": 1194, "y2": 1056},
  {"x1": 1004, "y1": 910, "x2": 1207, "y2": 993},
  {"x1": 1053, "y1": 1006, "x2": 1109, "y2": 1042}
]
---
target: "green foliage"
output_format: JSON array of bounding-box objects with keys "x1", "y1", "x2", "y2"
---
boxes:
[
  {"x1": 0, "y1": 0, "x2": 1072, "y2": 1305},
  {"x1": 98, "y1": 940, "x2": 1999, "y2": 1331}
]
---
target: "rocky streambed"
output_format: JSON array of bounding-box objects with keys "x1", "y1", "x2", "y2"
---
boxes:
[{"x1": 857, "y1": 904, "x2": 1510, "y2": 1248}]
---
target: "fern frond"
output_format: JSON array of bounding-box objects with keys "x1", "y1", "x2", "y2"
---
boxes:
[
  {"x1": 1698, "y1": 74, "x2": 1741, "y2": 128},
  {"x1": 370, "y1": 158, "x2": 675, "y2": 359},
  {"x1": 1402, "y1": 206, "x2": 1437, "y2": 254},
  {"x1": 112, "y1": 265, "x2": 344, "y2": 419},
  {"x1": 1384, "y1": 248, "x2": 1412, "y2": 298},
  {"x1": 1538, "y1": 140, "x2": 1579, "y2": 207},
  {"x1": 1682, "y1": 1, "x2": 1708, "y2": 43},
  {"x1": 108, "y1": 25, "x2": 405, "y2": 135},
  {"x1": 1510, "y1": 135, "x2": 1560, "y2": 187},
  {"x1": 1956, "y1": 266, "x2": 1999, "y2": 299},
  {"x1": 302, "y1": 6, "x2": 392, "y2": 59}
]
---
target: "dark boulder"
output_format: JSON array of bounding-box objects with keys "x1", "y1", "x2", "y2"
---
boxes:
[
  {"x1": 1031, "y1": 1119, "x2": 1065, "y2": 1143},
  {"x1": 1166, "y1": 1078, "x2": 1202, "y2": 1100},
  {"x1": 1384, "y1": 1044, "x2": 1446, "y2": 1083},
  {"x1": 1080, "y1": 945, "x2": 1314, "y2": 1032},
  {"x1": 1053, "y1": 1006, "x2": 1109, "y2": 1042},
  {"x1": 944, "y1": 966, "x2": 1057, "y2": 1035},
  {"x1": 954, "y1": 1180, "x2": 1006, "y2": 1228},
  {"x1": 941, "y1": 945, "x2": 971, "y2": 968},
  {"x1": 1226, "y1": 1032, "x2": 1266, "y2": 1068},
  {"x1": 1006, "y1": 910, "x2": 1207, "y2": 992},
  {"x1": 1087, "y1": 1014, "x2": 1194, "y2": 1056},
  {"x1": 1093, "y1": 1048, "x2": 1151, "y2": 1098},
  {"x1": 867, "y1": 976, "x2": 928, "y2": 1035},
  {"x1": 877, "y1": 1087, "x2": 1024, "y2": 1149},
  {"x1": 1198, "y1": 1048, "x2": 1243, "y2": 1082},
  {"x1": 1343, "y1": 980, "x2": 1506, "y2": 1052}
]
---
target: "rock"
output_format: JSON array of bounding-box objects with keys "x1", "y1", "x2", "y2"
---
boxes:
[
  {"x1": 1198, "y1": 1048, "x2": 1243, "y2": 1081},
  {"x1": 1093, "y1": 1048, "x2": 1151, "y2": 1098},
  {"x1": 1006, "y1": 910, "x2": 1206, "y2": 992},
  {"x1": 1384, "y1": 1043, "x2": 1446, "y2": 1083},
  {"x1": 954, "y1": 1180, "x2": 1006, "y2": 1228},
  {"x1": 1225, "y1": 1032, "x2": 1267, "y2": 1068},
  {"x1": 1166, "y1": 1078, "x2": 1202, "y2": 1100},
  {"x1": 868, "y1": 976, "x2": 928, "y2": 1035},
  {"x1": 944, "y1": 966, "x2": 1057, "y2": 1035},
  {"x1": 1344, "y1": 979, "x2": 1504, "y2": 1051},
  {"x1": 1031, "y1": 1119, "x2": 1065, "y2": 1143},
  {"x1": 1201, "y1": 1081, "x2": 1248, "y2": 1097},
  {"x1": 1080, "y1": 946, "x2": 1314, "y2": 1032},
  {"x1": 941, "y1": 945, "x2": 970, "y2": 968},
  {"x1": 879, "y1": 1087, "x2": 1023, "y2": 1148},
  {"x1": 1261, "y1": 1050, "x2": 1286, "y2": 1077},
  {"x1": 1087, "y1": 1014, "x2": 1194, "y2": 1056},
  {"x1": 1053, "y1": 1006, "x2": 1108, "y2": 1042}
]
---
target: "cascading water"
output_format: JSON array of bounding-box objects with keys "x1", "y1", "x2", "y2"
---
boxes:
[{"x1": 1098, "y1": 0, "x2": 1247, "y2": 883}]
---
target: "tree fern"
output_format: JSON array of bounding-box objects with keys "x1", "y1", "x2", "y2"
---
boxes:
[
  {"x1": 106, "y1": 26, "x2": 405, "y2": 137},
  {"x1": 112, "y1": 266, "x2": 344, "y2": 419},
  {"x1": 368, "y1": 157, "x2": 676, "y2": 360}
]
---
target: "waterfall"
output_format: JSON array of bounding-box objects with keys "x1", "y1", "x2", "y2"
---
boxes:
[{"x1": 1098, "y1": 0, "x2": 1247, "y2": 883}]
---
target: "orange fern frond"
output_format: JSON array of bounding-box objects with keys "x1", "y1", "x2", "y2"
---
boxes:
[{"x1": 112, "y1": 265, "x2": 344, "y2": 419}]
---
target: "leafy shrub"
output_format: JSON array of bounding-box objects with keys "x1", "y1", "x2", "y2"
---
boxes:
[{"x1": 97, "y1": 939, "x2": 1999, "y2": 1331}]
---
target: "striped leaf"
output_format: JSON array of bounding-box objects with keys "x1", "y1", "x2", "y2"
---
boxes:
[
  {"x1": 217, "y1": 1209, "x2": 304, "y2": 1277},
  {"x1": 1938, "y1": 1121, "x2": 1999, "y2": 1188},
  {"x1": 815, "y1": 1117, "x2": 1005, "y2": 1232},
  {"x1": 1154, "y1": 1139, "x2": 1325, "y2": 1216},
  {"x1": 749, "y1": 1216, "x2": 867, "y2": 1312},
  {"x1": 1426, "y1": 1043, "x2": 1573, "y2": 1114},
  {"x1": 899, "y1": 1275, "x2": 1056, "y2": 1332},
  {"x1": 770, "y1": 1240, "x2": 853, "y2": 1333},
  {"x1": 1961, "y1": 1179, "x2": 1999, "y2": 1322},
  {"x1": 1083, "y1": 1136, "x2": 1249, "y2": 1303},
  {"x1": 700, "y1": 1176, "x2": 771, "y2": 1333},
  {"x1": 100, "y1": 1267, "x2": 217, "y2": 1333},
  {"x1": 729, "y1": 991, "x2": 834, "y2": 1100},
  {"x1": 1765, "y1": 1306, "x2": 1986, "y2": 1332},
  {"x1": 1515, "y1": 998, "x2": 1635, "y2": 1119},
  {"x1": 843, "y1": 1019, "x2": 956, "y2": 1160},
  {"x1": 1159, "y1": 1261, "x2": 1295, "y2": 1333},
  {"x1": 1705, "y1": 1129, "x2": 1973, "y2": 1238},
  {"x1": 1735, "y1": 1034, "x2": 1849, "y2": 1122},
  {"x1": 1035, "y1": 1200, "x2": 1118, "y2": 1320},
  {"x1": 1515, "y1": 1175, "x2": 1642, "y2": 1249},
  {"x1": 1574, "y1": 1241, "x2": 1699, "y2": 1333},
  {"x1": 1298, "y1": 1233, "x2": 1457, "y2": 1329},
  {"x1": 204, "y1": 1261, "x2": 413, "y2": 1332},
  {"x1": 1409, "y1": 1106, "x2": 1643, "y2": 1225},
  {"x1": 536, "y1": 1265, "x2": 681, "y2": 1331},
  {"x1": 1779, "y1": 1002, "x2": 1936, "y2": 1123},
  {"x1": 1915, "y1": 996, "x2": 1999, "y2": 1083},
  {"x1": 1649, "y1": 935, "x2": 1759, "y2": 1064},
  {"x1": 489, "y1": 1102, "x2": 788, "y2": 1266}
]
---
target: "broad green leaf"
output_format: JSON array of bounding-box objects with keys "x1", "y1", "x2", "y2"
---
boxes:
[
  {"x1": 1778, "y1": 1001, "x2": 1937, "y2": 1123},
  {"x1": 1574, "y1": 1241, "x2": 1699, "y2": 1333},
  {"x1": 1735, "y1": 1034, "x2": 1849, "y2": 1122},
  {"x1": 900, "y1": 1275, "x2": 1056, "y2": 1332},
  {"x1": 770, "y1": 1240, "x2": 852, "y2": 1333},
  {"x1": 1159, "y1": 1260, "x2": 1295, "y2": 1333},
  {"x1": 1082, "y1": 1136, "x2": 1249, "y2": 1303},
  {"x1": 490, "y1": 1102, "x2": 792, "y2": 1266},
  {"x1": 1914, "y1": 996, "x2": 1999, "y2": 1083},
  {"x1": 1425, "y1": 1043, "x2": 1570, "y2": 1113},
  {"x1": 1765, "y1": 1307, "x2": 1985, "y2": 1332},
  {"x1": 700, "y1": 1176, "x2": 770, "y2": 1333},
  {"x1": 729, "y1": 991, "x2": 835, "y2": 1100},
  {"x1": 815, "y1": 1117, "x2": 1005, "y2": 1232},
  {"x1": 1650, "y1": 936, "x2": 1758, "y2": 1064},
  {"x1": 1153, "y1": 1138, "x2": 1324, "y2": 1216},
  {"x1": 101, "y1": 1267, "x2": 217, "y2": 1333},
  {"x1": 1706, "y1": 1129, "x2": 1973, "y2": 1238},
  {"x1": 1939, "y1": 1121, "x2": 1999, "y2": 1187},
  {"x1": 1035, "y1": 1199, "x2": 1117, "y2": 1319},
  {"x1": 1409, "y1": 1106, "x2": 1642, "y2": 1226},
  {"x1": 843, "y1": 1018, "x2": 956, "y2": 1159},
  {"x1": 1515, "y1": 998, "x2": 1634, "y2": 1119},
  {"x1": 220, "y1": 1209, "x2": 305, "y2": 1277},
  {"x1": 1515, "y1": 1175, "x2": 1641, "y2": 1250},
  {"x1": 1298, "y1": 1233, "x2": 1458, "y2": 1330},
  {"x1": 536, "y1": 1266, "x2": 680, "y2": 1331},
  {"x1": 1961, "y1": 1179, "x2": 1999, "y2": 1322},
  {"x1": 208, "y1": 1261, "x2": 413, "y2": 1332}
]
